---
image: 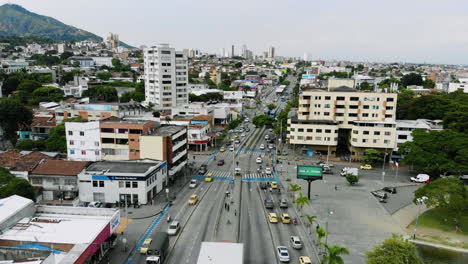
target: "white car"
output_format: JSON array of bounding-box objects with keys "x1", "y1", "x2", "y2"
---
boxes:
[
  {"x1": 167, "y1": 221, "x2": 180, "y2": 235},
  {"x1": 189, "y1": 179, "x2": 198, "y2": 188},
  {"x1": 259, "y1": 144, "x2": 265, "y2": 150},
  {"x1": 268, "y1": 144, "x2": 274, "y2": 149},
  {"x1": 229, "y1": 146, "x2": 235, "y2": 151},
  {"x1": 256, "y1": 157, "x2": 262, "y2": 164},
  {"x1": 88, "y1": 201, "x2": 102, "y2": 208},
  {"x1": 277, "y1": 246, "x2": 290, "y2": 262},
  {"x1": 241, "y1": 133, "x2": 246, "y2": 137},
  {"x1": 290, "y1": 236, "x2": 303, "y2": 249},
  {"x1": 265, "y1": 167, "x2": 272, "y2": 175},
  {"x1": 411, "y1": 174, "x2": 430, "y2": 183}
]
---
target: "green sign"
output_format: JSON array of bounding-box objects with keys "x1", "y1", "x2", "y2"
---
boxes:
[{"x1": 297, "y1": 165, "x2": 323, "y2": 180}]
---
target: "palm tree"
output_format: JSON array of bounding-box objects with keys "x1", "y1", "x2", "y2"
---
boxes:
[
  {"x1": 295, "y1": 191, "x2": 310, "y2": 215},
  {"x1": 321, "y1": 244, "x2": 349, "y2": 264},
  {"x1": 316, "y1": 226, "x2": 327, "y2": 245},
  {"x1": 165, "y1": 116, "x2": 171, "y2": 124},
  {"x1": 288, "y1": 183, "x2": 301, "y2": 201},
  {"x1": 305, "y1": 215, "x2": 317, "y2": 234}
]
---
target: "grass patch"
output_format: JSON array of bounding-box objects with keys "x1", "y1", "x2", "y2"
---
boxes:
[
  {"x1": 410, "y1": 207, "x2": 468, "y2": 236},
  {"x1": 416, "y1": 235, "x2": 468, "y2": 250}
]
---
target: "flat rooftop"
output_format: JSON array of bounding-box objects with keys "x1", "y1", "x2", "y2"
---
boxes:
[
  {"x1": 197, "y1": 242, "x2": 243, "y2": 264},
  {"x1": 86, "y1": 160, "x2": 162, "y2": 174},
  {"x1": 152, "y1": 125, "x2": 185, "y2": 136}
]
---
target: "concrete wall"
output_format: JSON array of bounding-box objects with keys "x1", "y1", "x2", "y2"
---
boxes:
[
  {"x1": 0, "y1": 247, "x2": 52, "y2": 261},
  {"x1": 140, "y1": 136, "x2": 164, "y2": 161}
]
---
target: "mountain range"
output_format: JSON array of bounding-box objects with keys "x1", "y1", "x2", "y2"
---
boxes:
[{"x1": 0, "y1": 4, "x2": 133, "y2": 48}]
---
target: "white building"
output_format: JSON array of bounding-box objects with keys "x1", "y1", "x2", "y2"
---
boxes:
[
  {"x1": 78, "y1": 160, "x2": 168, "y2": 205},
  {"x1": 448, "y1": 78, "x2": 468, "y2": 93},
  {"x1": 268, "y1": 46, "x2": 275, "y2": 58},
  {"x1": 395, "y1": 119, "x2": 443, "y2": 149},
  {"x1": 91, "y1": 57, "x2": 113, "y2": 67},
  {"x1": 66, "y1": 121, "x2": 102, "y2": 161},
  {"x1": 144, "y1": 44, "x2": 189, "y2": 110}
]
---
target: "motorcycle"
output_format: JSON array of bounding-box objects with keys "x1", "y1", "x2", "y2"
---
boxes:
[{"x1": 293, "y1": 218, "x2": 299, "y2": 225}]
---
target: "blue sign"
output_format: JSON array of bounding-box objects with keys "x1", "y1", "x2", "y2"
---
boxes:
[
  {"x1": 302, "y1": 74, "x2": 316, "y2": 79},
  {"x1": 230, "y1": 179, "x2": 235, "y2": 185},
  {"x1": 191, "y1": 120, "x2": 209, "y2": 124}
]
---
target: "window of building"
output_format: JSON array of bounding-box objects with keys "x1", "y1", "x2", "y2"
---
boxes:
[
  {"x1": 81, "y1": 150, "x2": 86, "y2": 155},
  {"x1": 69, "y1": 140, "x2": 74, "y2": 145},
  {"x1": 374, "y1": 131, "x2": 380, "y2": 135},
  {"x1": 162, "y1": 75, "x2": 171, "y2": 78},
  {"x1": 349, "y1": 113, "x2": 358, "y2": 117},
  {"x1": 68, "y1": 131, "x2": 73, "y2": 136},
  {"x1": 336, "y1": 104, "x2": 345, "y2": 109},
  {"x1": 363, "y1": 131, "x2": 369, "y2": 135},
  {"x1": 387, "y1": 98, "x2": 394, "y2": 102},
  {"x1": 372, "y1": 105, "x2": 379, "y2": 110},
  {"x1": 324, "y1": 104, "x2": 330, "y2": 108},
  {"x1": 306, "y1": 136, "x2": 313, "y2": 140},
  {"x1": 325, "y1": 96, "x2": 331, "y2": 100},
  {"x1": 385, "y1": 114, "x2": 393, "y2": 118},
  {"x1": 386, "y1": 106, "x2": 393, "y2": 110},
  {"x1": 132, "y1": 182, "x2": 138, "y2": 188},
  {"x1": 336, "y1": 113, "x2": 344, "y2": 117},
  {"x1": 325, "y1": 129, "x2": 331, "y2": 133},
  {"x1": 93, "y1": 181, "x2": 98, "y2": 187},
  {"x1": 324, "y1": 112, "x2": 330, "y2": 116},
  {"x1": 161, "y1": 50, "x2": 171, "y2": 54},
  {"x1": 315, "y1": 136, "x2": 322, "y2": 140},
  {"x1": 80, "y1": 131, "x2": 84, "y2": 136},
  {"x1": 65, "y1": 179, "x2": 76, "y2": 185},
  {"x1": 297, "y1": 136, "x2": 303, "y2": 140},
  {"x1": 373, "y1": 139, "x2": 379, "y2": 144},
  {"x1": 384, "y1": 140, "x2": 390, "y2": 144},
  {"x1": 298, "y1": 128, "x2": 304, "y2": 132},
  {"x1": 99, "y1": 181, "x2": 104, "y2": 187},
  {"x1": 307, "y1": 129, "x2": 313, "y2": 133},
  {"x1": 384, "y1": 132, "x2": 391, "y2": 136},
  {"x1": 353, "y1": 130, "x2": 358, "y2": 134},
  {"x1": 162, "y1": 81, "x2": 172, "y2": 84},
  {"x1": 316, "y1": 129, "x2": 322, "y2": 133},
  {"x1": 349, "y1": 105, "x2": 359, "y2": 109},
  {"x1": 95, "y1": 150, "x2": 100, "y2": 155},
  {"x1": 70, "y1": 149, "x2": 75, "y2": 155},
  {"x1": 80, "y1": 141, "x2": 85, "y2": 146},
  {"x1": 101, "y1": 128, "x2": 114, "y2": 133},
  {"x1": 362, "y1": 113, "x2": 369, "y2": 117},
  {"x1": 119, "y1": 181, "x2": 124, "y2": 188},
  {"x1": 290, "y1": 136, "x2": 294, "y2": 139},
  {"x1": 126, "y1": 181, "x2": 131, "y2": 188},
  {"x1": 352, "y1": 138, "x2": 357, "y2": 142},
  {"x1": 32, "y1": 177, "x2": 42, "y2": 185},
  {"x1": 336, "y1": 96, "x2": 345, "y2": 101},
  {"x1": 362, "y1": 139, "x2": 368, "y2": 143},
  {"x1": 95, "y1": 141, "x2": 99, "y2": 146},
  {"x1": 303, "y1": 96, "x2": 311, "y2": 100},
  {"x1": 102, "y1": 138, "x2": 114, "y2": 144},
  {"x1": 290, "y1": 128, "x2": 295, "y2": 132},
  {"x1": 398, "y1": 135, "x2": 408, "y2": 140},
  {"x1": 350, "y1": 97, "x2": 359, "y2": 101},
  {"x1": 363, "y1": 105, "x2": 369, "y2": 109}
]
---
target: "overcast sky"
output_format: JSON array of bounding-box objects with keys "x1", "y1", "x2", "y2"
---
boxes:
[{"x1": 4, "y1": 0, "x2": 468, "y2": 64}]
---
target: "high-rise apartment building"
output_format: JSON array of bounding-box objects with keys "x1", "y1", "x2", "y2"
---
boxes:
[
  {"x1": 144, "y1": 44, "x2": 188, "y2": 110},
  {"x1": 268, "y1": 46, "x2": 275, "y2": 58},
  {"x1": 287, "y1": 87, "x2": 398, "y2": 159}
]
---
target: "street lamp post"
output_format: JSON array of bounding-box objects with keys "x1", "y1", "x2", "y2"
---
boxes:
[
  {"x1": 413, "y1": 196, "x2": 428, "y2": 239},
  {"x1": 325, "y1": 210, "x2": 333, "y2": 246}
]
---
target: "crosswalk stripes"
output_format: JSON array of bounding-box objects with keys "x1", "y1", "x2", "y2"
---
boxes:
[{"x1": 242, "y1": 173, "x2": 276, "y2": 180}]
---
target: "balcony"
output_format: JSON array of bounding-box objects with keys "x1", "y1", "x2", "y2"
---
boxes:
[
  {"x1": 169, "y1": 160, "x2": 187, "y2": 176},
  {"x1": 172, "y1": 130, "x2": 186, "y2": 140},
  {"x1": 173, "y1": 149, "x2": 187, "y2": 163},
  {"x1": 172, "y1": 139, "x2": 187, "y2": 151}
]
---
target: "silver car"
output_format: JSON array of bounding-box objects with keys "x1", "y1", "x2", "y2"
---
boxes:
[
  {"x1": 290, "y1": 236, "x2": 303, "y2": 249},
  {"x1": 277, "y1": 246, "x2": 290, "y2": 262},
  {"x1": 168, "y1": 221, "x2": 180, "y2": 235}
]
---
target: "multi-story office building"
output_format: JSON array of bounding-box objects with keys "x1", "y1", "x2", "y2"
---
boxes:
[
  {"x1": 287, "y1": 87, "x2": 398, "y2": 159},
  {"x1": 268, "y1": 46, "x2": 275, "y2": 58},
  {"x1": 144, "y1": 44, "x2": 188, "y2": 110}
]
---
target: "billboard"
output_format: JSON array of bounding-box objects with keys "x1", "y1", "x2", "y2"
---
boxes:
[
  {"x1": 224, "y1": 91, "x2": 243, "y2": 100},
  {"x1": 302, "y1": 74, "x2": 316, "y2": 79},
  {"x1": 297, "y1": 165, "x2": 323, "y2": 180}
]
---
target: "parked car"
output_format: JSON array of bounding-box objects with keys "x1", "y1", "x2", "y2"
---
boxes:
[
  {"x1": 88, "y1": 201, "x2": 102, "y2": 208},
  {"x1": 290, "y1": 236, "x2": 303, "y2": 249},
  {"x1": 371, "y1": 191, "x2": 388, "y2": 199},
  {"x1": 277, "y1": 246, "x2": 290, "y2": 262},
  {"x1": 411, "y1": 174, "x2": 430, "y2": 183},
  {"x1": 189, "y1": 179, "x2": 198, "y2": 188},
  {"x1": 383, "y1": 187, "x2": 397, "y2": 194},
  {"x1": 167, "y1": 221, "x2": 180, "y2": 235},
  {"x1": 264, "y1": 199, "x2": 274, "y2": 209}
]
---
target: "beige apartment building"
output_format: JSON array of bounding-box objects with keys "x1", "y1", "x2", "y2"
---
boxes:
[{"x1": 287, "y1": 87, "x2": 397, "y2": 159}]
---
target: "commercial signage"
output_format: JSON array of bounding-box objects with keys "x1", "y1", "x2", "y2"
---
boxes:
[
  {"x1": 224, "y1": 91, "x2": 243, "y2": 100},
  {"x1": 297, "y1": 165, "x2": 323, "y2": 180},
  {"x1": 110, "y1": 210, "x2": 121, "y2": 233},
  {"x1": 302, "y1": 74, "x2": 317, "y2": 79}
]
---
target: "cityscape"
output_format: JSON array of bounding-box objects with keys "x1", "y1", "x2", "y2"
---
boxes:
[{"x1": 0, "y1": 1, "x2": 467, "y2": 264}]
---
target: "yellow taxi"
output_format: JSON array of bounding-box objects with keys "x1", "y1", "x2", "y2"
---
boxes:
[
  {"x1": 281, "y1": 213, "x2": 291, "y2": 224},
  {"x1": 360, "y1": 164, "x2": 372, "y2": 170},
  {"x1": 299, "y1": 256, "x2": 312, "y2": 264},
  {"x1": 234, "y1": 135, "x2": 239, "y2": 139},
  {"x1": 270, "y1": 181, "x2": 278, "y2": 189},
  {"x1": 268, "y1": 213, "x2": 278, "y2": 223},
  {"x1": 205, "y1": 172, "x2": 214, "y2": 182},
  {"x1": 220, "y1": 147, "x2": 225, "y2": 152},
  {"x1": 139, "y1": 238, "x2": 152, "y2": 254},
  {"x1": 188, "y1": 194, "x2": 199, "y2": 205}
]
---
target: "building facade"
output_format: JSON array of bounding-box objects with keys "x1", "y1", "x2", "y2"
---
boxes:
[
  {"x1": 144, "y1": 44, "x2": 188, "y2": 110},
  {"x1": 78, "y1": 160, "x2": 167, "y2": 205},
  {"x1": 287, "y1": 88, "x2": 398, "y2": 159},
  {"x1": 66, "y1": 121, "x2": 102, "y2": 161}
]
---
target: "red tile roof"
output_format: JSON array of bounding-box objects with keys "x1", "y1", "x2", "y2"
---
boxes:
[
  {"x1": 14, "y1": 152, "x2": 52, "y2": 172},
  {"x1": 0, "y1": 151, "x2": 22, "y2": 168},
  {"x1": 31, "y1": 116, "x2": 56, "y2": 127},
  {"x1": 31, "y1": 160, "x2": 89, "y2": 176}
]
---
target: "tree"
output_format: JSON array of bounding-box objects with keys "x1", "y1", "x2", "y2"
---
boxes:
[
  {"x1": 361, "y1": 149, "x2": 383, "y2": 165},
  {"x1": 135, "y1": 81, "x2": 145, "y2": 94},
  {"x1": 345, "y1": 173, "x2": 359, "y2": 185},
  {"x1": 1, "y1": 75, "x2": 21, "y2": 95},
  {"x1": 82, "y1": 86, "x2": 118, "y2": 102},
  {"x1": 60, "y1": 51, "x2": 74, "y2": 61},
  {"x1": 16, "y1": 139, "x2": 46, "y2": 151},
  {"x1": 96, "y1": 72, "x2": 112, "y2": 81},
  {"x1": 321, "y1": 244, "x2": 349, "y2": 264},
  {"x1": 400, "y1": 73, "x2": 423, "y2": 87},
  {"x1": 30, "y1": 87, "x2": 64, "y2": 104},
  {"x1": 422, "y1": 78, "x2": 435, "y2": 88},
  {"x1": 252, "y1": 115, "x2": 275, "y2": 127},
  {"x1": 267, "y1": 104, "x2": 276, "y2": 111},
  {"x1": 443, "y1": 109, "x2": 468, "y2": 133},
  {"x1": 281, "y1": 80, "x2": 291, "y2": 86},
  {"x1": 316, "y1": 226, "x2": 327, "y2": 245},
  {"x1": 0, "y1": 98, "x2": 33, "y2": 144},
  {"x1": 399, "y1": 129, "x2": 468, "y2": 176},
  {"x1": 288, "y1": 183, "x2": 301, "y2": 201},
  {"x1": 120, "y1": 91, "x2": 145, "y2": 102},
  {"x1": 44, "y1": 124, "x2": 66, "y2": 153},
  {"x1": 295, "y1": 191, "x2": 310, "y2": 214},
  {"x1": 413, "y1": 177, "x2": 467, "y2": 223},
  {"x1": 234, "y1": 62, "x2": 242, "y2": 68},
  {"x1": 0, "y1": 168, "x2": 35, "y2": 201},
  {"x1": 366, "y1": 234, "x2": 422, "y2": 264},
  {"x1": 305, "y1": 215, "x2": 317, "y2": 234},
  {"x1": 359, "y1": 81, "x2": 372, "y2": 91},
  {"x1": 17, "y1": 80, "x2": 42, "y2": 93},
  {"x1": 112, "y1": 58, "x2": 122, "y2": 68}
]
